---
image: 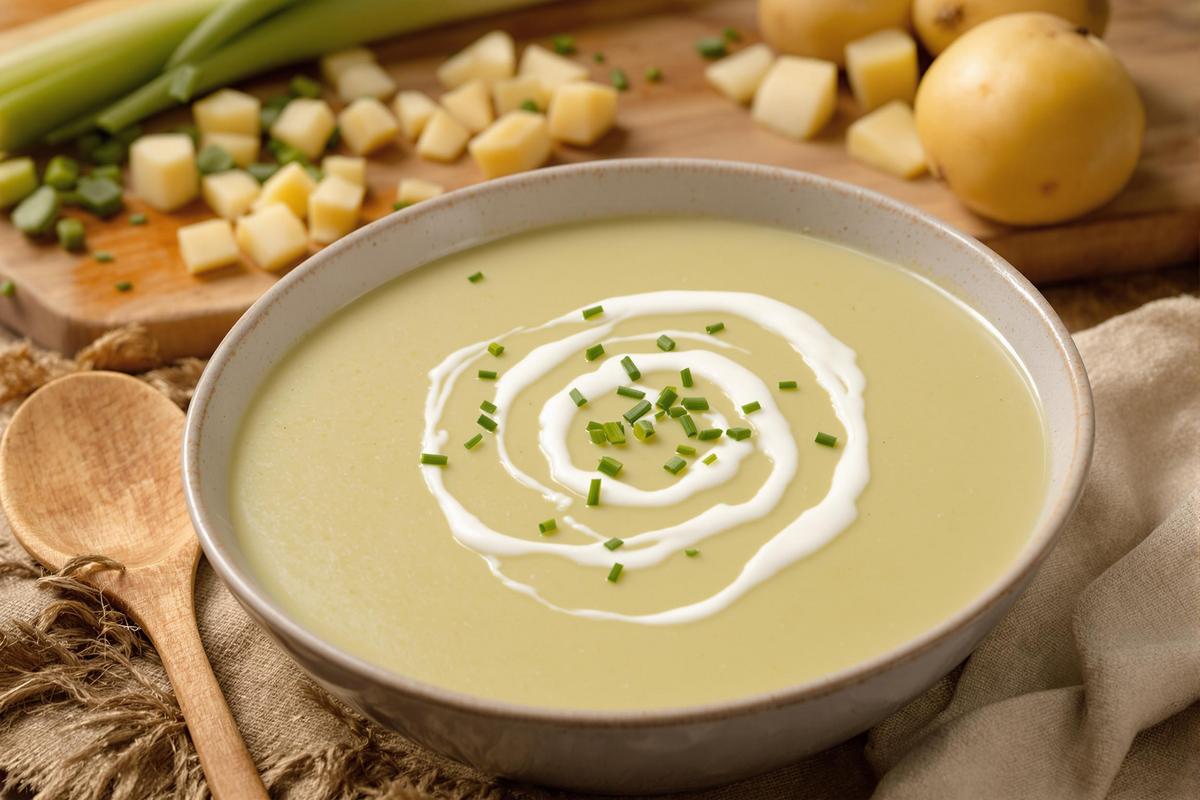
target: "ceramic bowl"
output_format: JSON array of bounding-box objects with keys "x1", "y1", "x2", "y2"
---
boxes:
[{"x1": 183, "y1": 159, "x2": 1093, "y2": 794}]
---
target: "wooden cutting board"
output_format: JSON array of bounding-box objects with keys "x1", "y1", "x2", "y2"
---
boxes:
[{"x1": 0, "y1": 0, "x2": 1196, "y2": 359}]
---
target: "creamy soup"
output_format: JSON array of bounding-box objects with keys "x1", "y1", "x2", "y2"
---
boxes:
[{"x1": 230, "y1": 217, "x2": 1047, "y2": 710}]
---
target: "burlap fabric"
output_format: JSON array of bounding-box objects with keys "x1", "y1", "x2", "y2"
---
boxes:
[{"x1": 1, "y1": 297, "x2": 1197, "y2": 799}]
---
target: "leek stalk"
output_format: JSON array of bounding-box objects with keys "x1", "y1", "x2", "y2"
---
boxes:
[{"x1": 168, "y1": 0, "x2": 302, "y2": 68}]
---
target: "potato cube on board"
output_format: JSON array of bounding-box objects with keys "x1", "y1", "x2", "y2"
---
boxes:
[
  {"x1": 320, "y1": 47, "x2": 376, "y2": 85},
  {"x1": 193, "y1": 88, "x2": 260, "y2": 138},
  {"x1": 394, "y1": 91, "x2": 438, "y2": 140},
  {"x1": 202, "y1": 170, "x2": 260, "y2": 219},
  {"x1": 130, "y1": 133, "x2": 198, "y2": 212},
  {"x1": 415, "y1": 109, "x2": 471, "y2": 162},
  {"x1": 846, "y1": 101, "x2": 928, "y2": 179},
  {"x1": 469, "y1": 111, "x2": 552, "y2": 179},
  {"x1": 397, "y1": 178, "x2": 445, "y2": 205},
  {"x1": 751, "y1": 56, "x2": 837, "y2": 140},
  {"x1": 322, "y1": 155, "x2": 366, "y2": 186},
  {"x1": 178, "y1": 218, "x2": 239, "y2": 274},
  {"x1": 254, "y1": 161, "x2": 316, "y2": 218},
  {"x1": 336, "y1": 62, "x2": 397, "y2": 103},
  {"x1": 308, "y1": 175, "x2": 365, "y2": 244},
  {"x1": 442, "y1": 79, "x2": 495, "y2": 134},
  {"x1": 705, "y1": 43, "x2": 775, "y2": 104},
  {"x1": 519, "y1": 44, "x2": 588, "y2": 91},
  {"x1": 200, "y1": 132, "x2": 258, "y2": 167},
  {"x1": 270, "y1": 98, "x2": 336, "y2": 160},
  {"x1": 547, "y1": 81, "x2": 617, "y2": 146},
  {"x1": 845, "y1": 29, "x2": 917, "y2": 112},
  {"x1": 493, "y1": 74, "x2": 552, "y2": 114},
  {"x1": 236, "y1": 203, "x2": 308, "y2": 272},
  {"x1": 338, "y1": 98, "x2": 399, "y2": 155},
  {"x1": 437, "y1": 30, "x2": 515, "y2": 89}
]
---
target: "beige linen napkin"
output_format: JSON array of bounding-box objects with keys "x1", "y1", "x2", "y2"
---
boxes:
[{"x1": 1, "y1": 297, "x2": 1198, "y2": 799}]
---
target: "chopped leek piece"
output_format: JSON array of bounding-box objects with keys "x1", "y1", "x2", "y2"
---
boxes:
[
  {"x1": 727, "y1": 427, "x2": 752, "y2": 441},
  {"x1": 480, "y1": 399, "x2": 497, "y2": 414},
  {"x1": 815, "y1": 431, "x2": 838, "y2": 447},
  {"x1": 633, "y1": 419, "x2": 655, "y2": 441},
  {"x1": 464, "y1": 433, "x2": 483, "y2": 450},
  {"x1": 681, "y1": 397, "x2": 709, "y2": 411},
  {"x1": 478, "y1": 369, "x2": 498, "y2": 380},
  {"x1": 420, "y1": 452, "x2": 448, "y2": 465},
  {"x1": 679, "y1": 414, "x2": 698, "y2": 437},
  {"x1": 12, "y1": 186, "x2": 59, "y2": 236},
  {"x1": 607, "y1": 562, "x2": 623, "y2": 582},
  {"x1": 570, "y1": 388, "x2": 588, "y2": 407},
  {"x1": 656, "y1": 334, "x2": 676, "y2": 351},
  {"x1": 698, "y1": 428, "x2": 722, "y2": 441},
  {"x1": 602, "y1": 421, "x2": 626, "y2": 445},
  {"x1": 620, "y1": 355, "x2": 641, "y2": 380},
  {"x1": 616, "y1": 386, "x2": 645, "y2": 399},
  {"x1": 539, "y1": 518, "x2": 557, "y2": 534},
  {"x1": 623, "y1": 400, "x2": 652, "y2": 424},
  {"x1": 604, "y1": 537, "x2": 624, "y2": 551},
  {"x1": 477, "y1": 414, "x2": 498, "y2": 432},
  {"x1": 705, "y1": 321, "x2": 725, "y2": 334},
  {"x1": 742, "y1": 401, "x2": 761, "y2": 415},
  {"x1": 656, "y1": 387, "x2": 678, "y2": 409},
  {"x1": 587, "y1": 478, "x2": 601, "y2": 506},
  {"x1": 585, "y1": 343, "x2": 605, "y2": 361},
  {"x1": 680, "y1": 367, "x2": 693, "y2": 387},
  {"x1": 779, "y1": 380, "x2": 798, "y2": 390},
  {"x1": 597, "y1": 456, "x2": 623, "y2": 477},
  {"x1": 676, "y1": 445, "x2": 696, "y2": 456},
  {"x1": 702, "y1": 453, "x2": 717, "y2": 465},
  {"x1": 663, "y1": 455, "x2": 687, "y2": 475},
  {"x1": 56, "y1": 217, "x2": 85, "y2": 252}
]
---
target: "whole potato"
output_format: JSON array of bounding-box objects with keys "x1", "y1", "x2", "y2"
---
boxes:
[
  {"x1": 757, "y1": 0, "x2": 912, "y2": 66},
  {"x1": 914, "y1": 13, "x2": 1143, "y2": 226},
  {"x1": 913, "y1": 0, "x2": 1109, "y2": 54}
]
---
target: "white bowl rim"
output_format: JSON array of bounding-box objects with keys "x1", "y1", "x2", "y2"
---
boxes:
[{"x1": 183, "y1": 158, "x2": 1094, "y2": 728}]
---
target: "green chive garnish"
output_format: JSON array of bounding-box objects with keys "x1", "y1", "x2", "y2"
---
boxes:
[
  {"x1": 478, "y1": 369, "x2": 498, "y2": 380},
  {"x1": 611, "y1": 68, "x2": 629, "y2": 91},
  {"x1": 582, "y1": 304, "x2": 604, "y2": 319},
  {"x1": 480, "y1": 400, "x2": 498, "y2": 414},
  {"x1": 645, "y1": 66, "x2": 663, "y2": 82},
  {"x1": 654, "y1": 409, "x2": 667, "y2": 420},
  {"x1": 539, "y1": 518, "x2": 557, "y2": 534},
  {"x1": 705, "y1": 322, "x2": 725, "y2": 334},
  {"x1": 633, "y1": 419, "x2": 655, "y2": 441},
  {"x1": 698, "y1": 428, "x2": 722, "y2": 441},
  {"x1": 488, "y1": 342, "x2": 504, "y2": 357},
  {"x1": 587, "y1": 478, "x2": 601, "y2": 506},
  {"x1": 598, "y1": 456, "x2": 623, "y2": 477},
  {"x1": 464, "y1": 434, "x2": 483, "y2": 450},
  {"x1": 570, "y1": 388, "x2": 587, "y2": 407},
  {"x1": 620, "y1": 356, "x2": 641, "y2": 381},
  {"x1": 685, "y1": 547, "x2": 700, "y2": 557},
  {"x1": 604, "y1": 537, "x2": 624, "y2": 551},
  {"x1": 420, "y1": 453, "x2": 448, "y2": 465},
  {"x1": 129, "y1": 212, "x2": 147, "y2": 225},
  {"x1": 742, "y1": 401, "x2": 761, "y2": 415},
  {"x1": 676, "y1": 445, "x2": 696, "y2": 456},
  {"x1": 727, "y1": 427, "x2": 752, "y2": 441},
  {"x1": 656, "y1": 386, "x2": 678, "y2": 409},
  {"x1": 656, "y1": 334, "x2": 676, "y2": 351},
  {"x1": 696, "y1": 36, "x2": 727, "y2": 59},
  {"x1": 587, "y1": 422, "x2": 607, "y2": 444},
  {"x1": 0, "y1": 281, "x2": 14, "y2": 297},
  {"x1": 682, "y1": 397, "x2": 709, "y2": 411},
  {"x1": 477, "y1": 414, "x2": 498, "y2": 432},
  {"x1": 617, "y1": 386, "x2": 645, "y2": 399},
  {"x1": 552, "y1": 34, "x2": 576, "y2": 54},
  {"x1": 585, "y1": 343, "x2": 605, "y2": 361},
  {"x1": 603, "y1": 421, "x2": 626, "y2": 444},
  {"x1": 593, "y1": 52, "x2": 606, "y2": 63},
  {"x1": 607, "y1": 562, "x2": 623, "y2": 582},
  {"x1": 623, "y1": 399, "x2": 652, "y2": 424},
  {"x1": 815, "y1": 431, "x2": 838, "y2": 447},
  {"x1": 702, "y1": 453, "x2": 718, "y2": 465},
  {"x1": 519, "y1": 99, "x2": 540, "y2": 112},
  {"x1": 392, "y1": 200, "x2": 410, "y2": 211},
  {"x1": 663, "y1": 456, "x2": 687, "y2": 475},
  {"x1": 468, "y1": 271, "x2": 484, "y2": 282},
  {"x1": 669, "y1": 406, "x2": 686, "y2": 418},
  {"x1": 723, "y1": 26, "x2": 741, "y2": 42},
  {"x1": 96, "y1": 251, "x2": 115, "y2": 263},
  {"x1": 779, "y1": 380, "x2": 798, "y2": 390},
  {"x1": 679, "y1": 414, "x2": 698, "y2": 438},
  {"x1": 114, "y1": 280, "x2": 132, "y2": 292},
  {"x1": 680, "y1": 367, "x2": 693, "y2": 387}
]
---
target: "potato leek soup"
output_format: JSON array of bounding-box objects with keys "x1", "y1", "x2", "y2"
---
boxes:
[{"x1": 230, "y1": 216, "x2": 1047, "y2": 711}]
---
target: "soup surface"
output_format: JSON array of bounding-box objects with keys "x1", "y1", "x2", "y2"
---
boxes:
[{"x1": 230, "y1": 217, "x2": 1047, "y2": 710}]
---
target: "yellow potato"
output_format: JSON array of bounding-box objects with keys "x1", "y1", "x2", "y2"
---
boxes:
[
  {"x1": 913, "y1": 0, "x2": 1109, "y2": 54},
  {"x1": 757, "y1": 0, "x2": 911, "y2": 66},
  {"x1": 914, "y1": 13, "x2": 1142, "y2": 226}
]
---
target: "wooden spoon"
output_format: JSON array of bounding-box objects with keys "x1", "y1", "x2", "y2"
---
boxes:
[{"x1": 0, "y1": 371, "x2": 267, "y2": 800}]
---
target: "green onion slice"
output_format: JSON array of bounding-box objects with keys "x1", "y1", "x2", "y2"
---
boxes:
[
  {"x1": 702, "y1": 453, "x2": 718, "y2": 465},
  {"x1": 467, "y1": 271, "x2": 484, "y2": 283},
  {"x1": 587, "y1": 478, "x2": 602, "y2": 506},
  {"x1": 464, "y1": 434, "x2": 483, "y2": 450},
  {"x1": 623, "y1": 399, "x2": 652, "y2": 424},
  {"x1": 603, "y1": 421, "x2": 626, "y2": 445},
  {"x1": 570, "y1": 388, "x2": 587, "y2": 407},
  {"x1": 420, "y1": 453, "x2": 448, "y2": 465},
  {"x1": 480, "y1": 399, "x2": 498, "y2": 414},
  {"x1": 698, "y1": 428, "x2": 723, "y2": 441},
  {"x1": 585, "y1": 343, "x2": 605, "y2": 361},
  {"x1": 669, "y1": 406, "x2": 686, "y2": 418},
  {"x1": 705, "y1": 322, "x2": 725, "y2": 334},
  {"x1": 582, "y1": 304, "x2": 604, "y2": 319},
  {"x1": 478, "y1": 369, "x2": 498, "y2": 380},
  {"x1": 779, "y1": 380, "x2": 798, "y2": 390},
  {"x1": 685, "y1": 547, "x2": 701, "y2": 557},
  {"x1": 663, "y1": 455, "x2": 687, "y2": 475},
  {"x1": 656, "y1": 386, "x2": 678, "y2": 410},
  {"x1": 656, "y1": 334, "x2": 676, "y2": 351},
  {"x1": 815, "y1": 431, "x2": 838, "y2": 447},
  {"x1": 539, "y1": 518, "x2": 557, "y2": 534},
  {"x1": 487, "y1": 342, "x2": 504, "y2": 357},
  {"x1": 680, "y1": 367, "x2": 693, "y2": 387},
  {"x1": 604, "y1": 537, "x2": 624, "y2": 551},
  {"x1": 598, "y1": 456, "x2": 623, "y2": 477},
  {"x1": 607, "y1": 562, "x2": 623, "y2": 582},
  {"x1": 741, "y1": 400, "x2": 761, "y2": 415},
  {"x1": 477, "y1": 414, "x2": 498, "y2": 432},
  {"x1": 616, "y1": 386, "x2": 645, "y2": 399},
  {"x1": 681, "y1": 397, "x2": 709, "y2": 411},
  {"x1": 633, "y1": 419, "x2": 655, "y2": 441},
  {"x1": 679, "y1": 414, "x2": 698, "y2": 438},
  {"x1": 620, "y1": 355, "x2": 641, "y2": 381},
  {"x1": 727, "y1": 427, "x2": 752, "y2": 441},
  {"x1": 676, "y1": 444, "x2": 696, "y2": 456}
]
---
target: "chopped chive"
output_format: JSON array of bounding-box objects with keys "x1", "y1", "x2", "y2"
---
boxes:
[
  {"x1": 741, "y1": 400, "x2": 762, "y2": 415},
  {"x1": 519, "y1": 99, "x2": 540, "y2": 112},
  {"x1": 585, "y1": 343, "x2": 605, "y2": 361},
  {"x1": 723, "y1": 26, "x2": 741, "y2": 42},
  {"x1": 815, "y1": 431, "x2": 839, "y2": 447},
  {"x1": 696, "y1": 36, "x2": 727, "y2": 59},
  {"x1": 467, "y1": 271, "x2": 484, "y2": 283},
  {"x1": 487, "y1": 342, "x2": 505, "y2": 357},
  {"x1": 587, "y1": 423, "x2": 607, "y2": 444},
  {"x1": 539, "y1": 518, "x2": 557, "y2": 535},
  {"x1": 633, "y1": 418, "x2": 655, "y2": 441},
  {"x1": 480, "y1": 399, "x2": 498, "y2": 414},
  {"x1": 778, "y1": 380, "x2": 798, "y2": 390},
  {"x1": 0, "y1": 280, "x2": 14, "y2": 297},
  {"x1": 603, "y1": 421, "x2": 626, "y2": 445},
  {"x1": 620, "y1": 356, "x2": 641, "y2": 381},
  {"x1": 582, "y1": 304, "x2": 604, "y2": 319},
  {"x1": 616, "y1": 386, "x2": 645, "y2": 399},
  {"x1": 645, "y1": 66, "x2": 663, "y2": 82},
  {"x1": 477, "y1": 414, "x2": 498, "y2": 432},
  {"x1": 604, "y1": 537, "x2": 624, "y2": 551},
  {"x1": 676, "y1": 444, "x2": 696, "y2": 456},
  {"x1": 597, "y1": 456, "x2": 623, "y2": 477},
  {"x1": 570, "y1": 388, "x2": 588, "y2": 407},
  {"x1": 705, "y1": 321, "x2": 725, "y2": 334},
  {"x1": 478, "y1": 369, "x2": 498, "y2": 380},
  {"x1": 702, "y1": 453, "x2": 718, "y2": 465},
  {"x1": 607, "y1": 562, "x2": 623, "y2": 582},
  {"x1": 698, "y1": 428, "x2": 723, "y2": 441},
  {"x1": 587, "y1": 421, "x2": 604, "y2": 430},
  {"x1": 680, "y1": 367, "x2": 693, "y2": 387},
  {"x1": 290, "y1": 74, "x2": 323, "y2": 98},
  {"x1": 654, "y1": 409, "x2": 667, "y2": 421},
  {"x1": 623, "y1": 399, "x2": 652, "y2": 424},
  {"x1": 464, "y1": 433, "x2": 483, "y2": 450},
  {"x1": 669, "y1": 406, "x2": 687, "y2": 418},
  {"x1": 655, "y1": 334, "x2": 676, "y2": 351},
  {"x1": 679, "y1": 414, "x2": 698, "y2": 438},
  {"x1": 593, "y1": 52, "x2": 606, "y2": 63},
  {"x1": 727, "y1": 427, "x2": 752, "y2": 441},
  {"x1": 663, "y1": 455, "x2": 687, "y2": 475},
  {"x1": 681, "y1": 397, "x2": 709, "y2": 411},
  {"x1": 610, "y1": 68, "x2": 629, "y2": 91},
  {"x1": 95, "y1": 251, "x2": 115, "y2": 263},
  {"x1": 552, "y1": 34, "x2": 576, "y2": 54},
  {"x1": 114, "y1": 280, "x2": 133, "y2": 292},
  {"x1": 56, "y1": 217, "x2": 86, "y2": 252},
  {"x1": 656, "y1": 386, "x2": 678, "y2": 410},
  {"x1": 685, "y1": 547, "x2": 701, "y2": 557},
  {"x1": 420, "y1": 453, "x2": 448, "y2": 465},
  {"x1": 587, "y1": 478, "x2": 602, "y2": 506},
  {"x1": 128, "y1": 212, "x2": 147, "y2": 225},
  {"x1": 392, "y1": 200, "x2": 410, "y2": 211}
]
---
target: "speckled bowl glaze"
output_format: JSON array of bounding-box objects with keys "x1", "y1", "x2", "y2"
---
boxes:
[{"x1": 184, "y1": 159, "x2": 1093, "y2": 794}]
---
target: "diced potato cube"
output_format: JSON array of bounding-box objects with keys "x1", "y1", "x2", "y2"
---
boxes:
[
  {"x1": 493, "y1": 74, "x2": 551, "y2": 114},
  {"x1": 845, "y1": 29, "x2": 917, "y2": 112},
  {"x1": 705, "y1": 43, "x2": 774, "y2": 104},
  {"x1": 468, "y1": 111, "x2": 552, "y2": 179},
  {"x1": 177, "y1": 218, "x2": 239, "y2": 274},
  {"x1": 441, "y1": 79, "x2": 494, "y2": 134},
  {"x1": 336, "y1": 62, "x2": 397, "y2": 103},
  {"x1": 751, "y1": 56, "x2": 837, "y2": 140},
  {"x1": 415, "y1": 109, "x2": 471, "y2": 162},
  {"x1": 193, "y1": 88, "x2": 260, "y2": 138},
  {"x1": 308, "y1": 175, "x2": 365, "y2": 244},
  {"x1": 397, "y1": 178, "x2": 445, "y2": 205},
  {"x1": 200, "y1": 132, "x2": 258, "y2": 167},
  {"x1": 253, "y1": 161, "x2": 316, "y2": 218},
  {"x1": 547, "y1": 81, "x2": 618, "y2": 146},
  {"x1": 394, "y1": 91, "x2": 438, "y2": 140},
  {"x1": 129, "y1": 133, "x2": 198, "y2": 211},
  {"x1": 0, "y1": 157, "x2": 38, "y2": 209},
  {"x1": 846, "y1": 101, "x2": 927, "y2": 179},
  {"x1": 201, "y1": 169, "x2": 260, "y2": 219},
  {"x1": 269, "y1": 98, "x2": 336, "y2": 160},
  {"x1": 320, "y1": 47, "x2": 375, "y2": 85},
  {"x1": 519, "y1": 44, "x2": 588, "y2": 91},
  {"x1": 236, "y1": 203, "x2": 308, "y2": 272},
  {"x1": 337, "y1": 98, "x2": 399, "y2": 155},
  {"x1": 437, "y1": 30, "x2": 515, "y2": 89},
  {"x1": 322, "y1": 155, "x2": 366, "y2": 186}
]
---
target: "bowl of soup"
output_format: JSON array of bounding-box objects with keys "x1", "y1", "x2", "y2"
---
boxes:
[{"x1": 183, "y1": 159, "x2": 1092, "y2": 794}]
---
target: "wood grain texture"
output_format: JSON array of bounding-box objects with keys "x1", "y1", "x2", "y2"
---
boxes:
[
  {"x1": 0, "y1": 0, "x2": 1196, "y2": 360},
  {"x1": 0, "y1": 372, "x2": 268, "y2": 800}
]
